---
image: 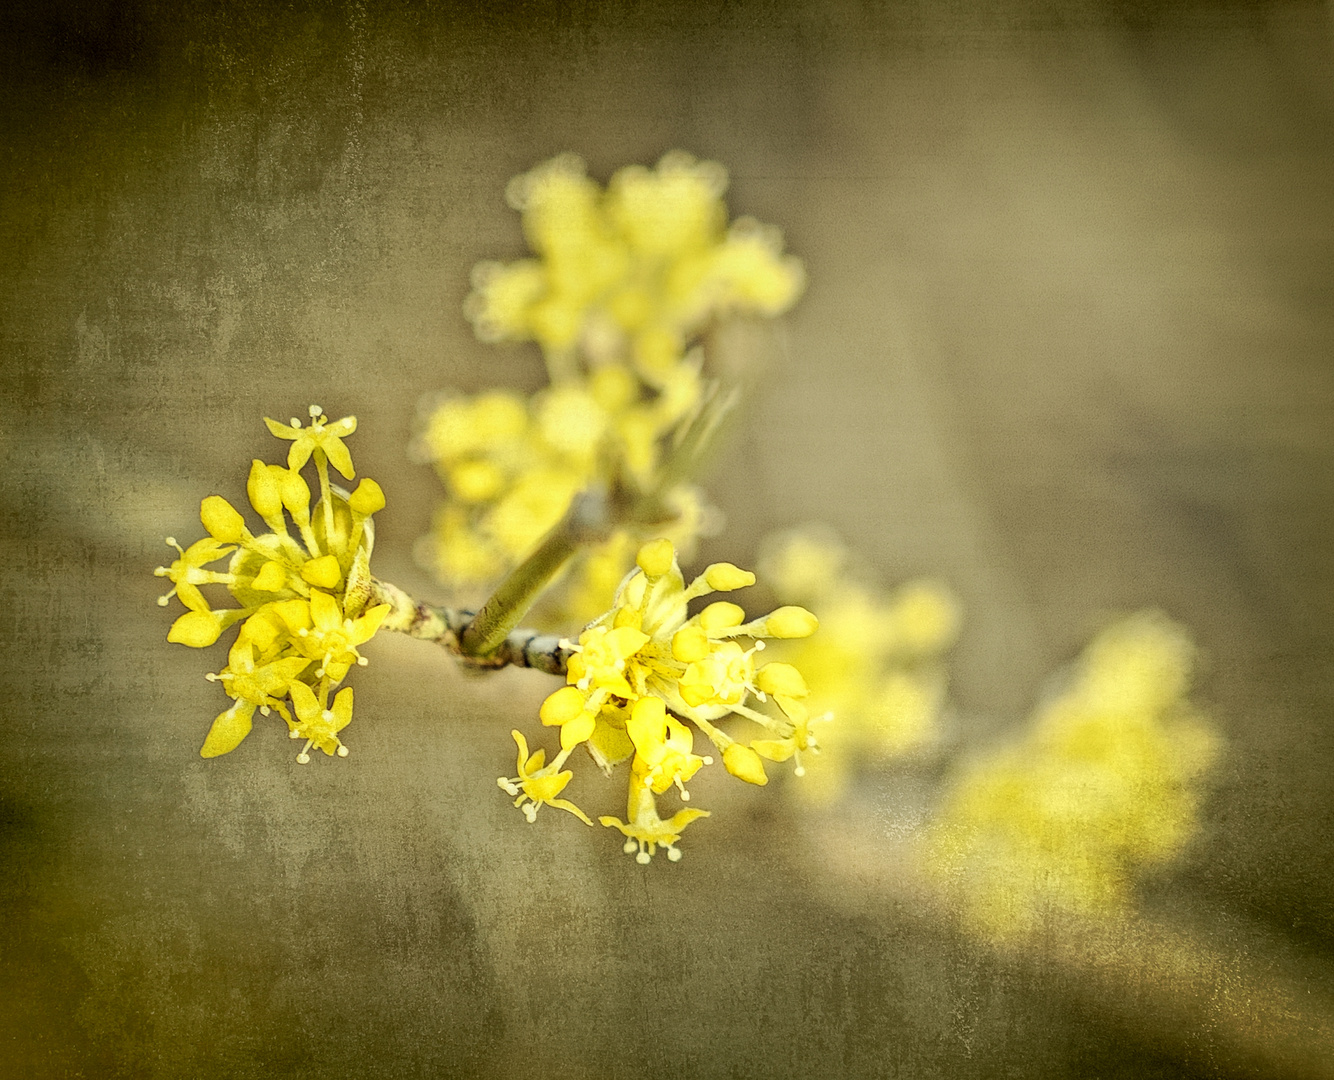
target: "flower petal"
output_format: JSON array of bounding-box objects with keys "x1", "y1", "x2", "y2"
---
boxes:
[
  {"x1": 200, "y1": 702, "x2": 257, "y2": 758},
  {"x1": 322, "y1": 437, "x2": 356, "y2": 480}
]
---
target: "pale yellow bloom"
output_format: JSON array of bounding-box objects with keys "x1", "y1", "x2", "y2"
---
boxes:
[
  {"x1": 156, "y1": 407, "x2": 389, "y2": 761},
  {"x1": 922, "y1": 611, "x2": 1222, "y2": 938},
  {"x1": 465, "y1": 151, "x2": 804, "y2": 379},
  {"x1": 757, "y1": 527, "x2": 960, "y2": 803},
  {"x1": 415, "y1": 367, "x2": 714, "y2": 626}
]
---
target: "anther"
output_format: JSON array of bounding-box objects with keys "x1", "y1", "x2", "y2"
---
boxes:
[
  {"x1": 667, "y1": 847, "x2": 683, "y2": 863},
  {"x1": 336, "y1": 745, "x2": 349, "y2": 757},
  {"x1": 309, "y1": 404, "x2": 322, "y2": 418}
]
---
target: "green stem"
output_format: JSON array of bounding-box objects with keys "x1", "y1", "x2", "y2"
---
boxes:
[{"x1": 459, "y1": 488, "x2": 610, "y2": 657}]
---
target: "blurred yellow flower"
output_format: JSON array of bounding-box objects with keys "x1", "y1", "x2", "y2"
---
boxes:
[
  {"x1": 415, "y1": 365, "x2": 715, "y2": 626},
  {"x1": 155, "y1": 406, "x2": 389, "y2": 761},
  {"x1": 923, "y1": 611, "x2": 1222, "y2": 938},
  {"x1": 757, "y1": 527, "x2": 960, "y2": 803},
  {"x1": 465, "y1": 151, "x2": 805, "y2": 381}
]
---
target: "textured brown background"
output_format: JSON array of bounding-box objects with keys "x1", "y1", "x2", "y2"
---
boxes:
[{"x1": 3, "y1": 1, "x2": 1334, "y2": 1076}]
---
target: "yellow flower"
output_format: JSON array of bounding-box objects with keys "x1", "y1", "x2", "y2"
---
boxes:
[
  {"x1": 156, "y1": 406, "x2": 388, "y2": 762},
  {"x1": 598, "y1": 764, "x2": 710, "y2": 864},
  {"x1": 922, "y1": 611, "x2": 1222, "y2": 938},
  {"x1": 264, "y1": 405, "x2": 357, "y2": 479},
  {"x1": 497, "y1": 730, "x2": 594, "y2": 826},
  {"x1": 286, "y1": 681, "x2": 355, "y2": 762},
  {"x1": 756, "y1": 527, "x2": 960, "y2": 803},
  {"x1": 624, "y1": 697, "x2": 709, "y2": 799},
  {"x1": 415, "y1": 368, "x2": 714, "y2": 627},
  {"x1": 511, "y1": 539, "x2": 824, "y2": 862},
  {"x1": 465, "y1": 152, "x2": 804, "y2": 379}
]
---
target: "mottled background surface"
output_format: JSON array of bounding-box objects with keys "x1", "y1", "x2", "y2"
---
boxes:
[{"x1": 3, "y1": 0, "x2": 1334, "y2": 1076}]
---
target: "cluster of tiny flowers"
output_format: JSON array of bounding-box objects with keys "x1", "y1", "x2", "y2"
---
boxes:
[
  {"x1": 498, "y1": 539, "x2": 825, "y2": 863},
  {"x1": 465, "y1": 151, "x2": 805, "y2": 379},
  {"x1": 415, "y1": 363, "x2": 713, "y2": 626},
  {"x1": 419, "y1": 151, "x2": 803, "y2": 623},
  {"x1": 155, "y1": 407, "x2": 389, "y2": 762},
  {"x1": 922, "y1": 611, "x2": 1221, "y2": 938},
  {"x1": 757, "y1": 528, "x2": 961, "y2": 803}
]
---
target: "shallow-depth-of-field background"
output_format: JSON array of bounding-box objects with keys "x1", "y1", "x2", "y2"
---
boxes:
[{"x1": 3, "y1": 1, "x2": 1334, "y2": 1076}]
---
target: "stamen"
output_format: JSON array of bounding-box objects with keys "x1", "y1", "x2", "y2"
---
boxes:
[
  {"x1": 667, "y1": 846, "x2": 683, "y2": 862},
  {"x1": 336, "y1": 745, "x2": 349, "y2": 758},
  {"x1": 309, "y1": 404, "x2": 322, "y2": 418},
  {"x1": 623, "y1": 839, "x2": 637, "y2": 854},
  {"x1": 296, "y1": 739, "x2": 313, "y2": 764},
  {"x1": 290, "y1": 729, "x2": 302, "y2": 739}
]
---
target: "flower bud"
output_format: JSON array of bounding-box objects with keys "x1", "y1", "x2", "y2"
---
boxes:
[
  {"x1": 200, "y1": 496, "x2": 245, "y2": 543},
  {"x1": 348, "y1": 477, "x2": 386, "y2": 516},
  {"x1": 168, "y1": 610, "x2": 224, "y2": 648},
  {"x1": 540, "y1": 685, "x2": 587, "y2": 726},
  {"x1": 699, "y1": 601, "x2": 745, "y2": 633},
  {"x1": 764, "y1": 606, "x2": 819, "y2": 638},
  {"x1": 703, "y1": 563, "x2": 756, "y2": 591},
  {"x1": 756, "y1": 662, "x2": 808, "y2": 698},
  {"x1": 247, "y1": 460, "x2": 284, "y2": 522},
  {"x1": 251, "y1": 561, "x2": 288, "y2": 592},
  {"x1": 300, "y1": 555, "x2": 342, "y2": 589},
  {"x1": 636, "y1": 538, "x2": 676, "y2": 579},
  {"x1": 671, "y1": 625, "x2": 710, "y2": 663}
]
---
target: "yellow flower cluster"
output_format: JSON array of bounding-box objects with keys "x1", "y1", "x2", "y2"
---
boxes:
[
  {"x1": 498, "y1": 539, "x2": 823, "y2": 863},
  {"x1": 155, "y1": 406, "x2": 389, "y2": 762},
  {"x1": 757, "y1": 528, "x2": 960, "y2": 803},
  {"x1": 421, "y1": 152, "x2": 804, "y2": 624},
  {"x1": 415, "y1": 363, "x2": 713, "y2": 624},
  {"x1": 923, "y1": 611, "x2": 1221, "y2": 937},
  {"x1": 465, "y1": 151, "x2": 805, "y2": 379}
]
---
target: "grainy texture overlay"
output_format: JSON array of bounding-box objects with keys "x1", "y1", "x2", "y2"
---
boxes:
[{"x1": 2, "y1": 1, "x2": 1333, "y2": 1076}]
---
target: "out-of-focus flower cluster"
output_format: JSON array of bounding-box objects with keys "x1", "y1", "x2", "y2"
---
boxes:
[
  {"x1": 757, "y1": 528, "x2": 960, "y2": 804},
  {"x1": 923, "y1": 611, "x2": 1221, "y2": 938},
  {"x1": 464, "y1": 151, "x2": 805, "y2": 380},
  {"x1": 414, "y1": 363, "x2": 712, "y2": 626},
  {"x1": 155, "y1": 407, "x2": 389, "y2": 762},
  {"x1": 499, "y1": 539, "x2": 825, "y2": 862},
  {"x1": 417, "y1": 151, "x2": 804, "y2": 626}
]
